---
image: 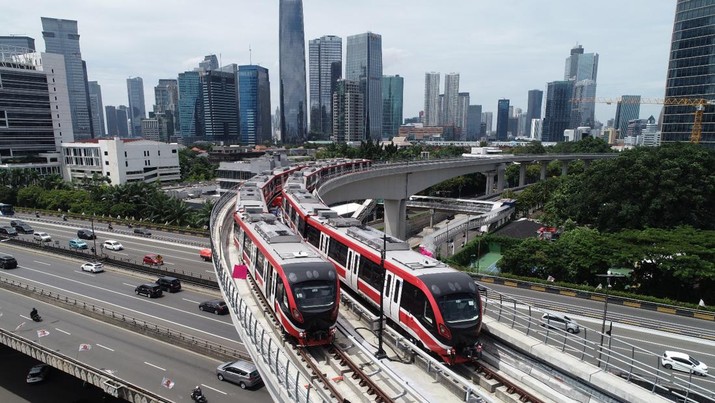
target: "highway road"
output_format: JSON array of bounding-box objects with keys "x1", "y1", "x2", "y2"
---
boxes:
[{"x1": 481, "y1": 282, "x2": 715, "y2": 393}]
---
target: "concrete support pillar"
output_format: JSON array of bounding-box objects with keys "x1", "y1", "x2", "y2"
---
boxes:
[
  {"x1": 384, "y1": 198, "x2": 407, "y2": 240},
  {"x1": 540, "y1": 161, "x2": 548, "y2": 180},
  {"x1": 485, "y1": 171, "x2": 496, "y2": 195},
  {"x1": 519, "y1": 164, "x2": 527, "y2": 187},
  {"x1": 496, "y1": 163, "x2": 506, "y2": 192},
  {"x1": 561, "y1": 160, "x2": 569, "y2": 176}
]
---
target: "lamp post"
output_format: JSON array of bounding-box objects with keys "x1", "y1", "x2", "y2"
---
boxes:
[
  {"x1": 375, "y1": 232, "x2": 387, "y2": 359},
  {"x1": 90, "y1": 217, "x2": 98, "y2": 261},
  {"x1": 595, "y1": 273, "x2": 621, "y2": 368},
  {"x1": 471, "y1": 254, "x2": 476, "y2": 272}
]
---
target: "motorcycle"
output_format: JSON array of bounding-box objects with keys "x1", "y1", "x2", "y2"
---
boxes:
[
  {"x1": 190, "y1": 391, "x2": 207, "y2": 403},
  {"x1": 108, "y1": 223, "x2": 113, "y2": 230},
  {"x1": 31, "y1": 313, "x2": 42, "y2": 322}
]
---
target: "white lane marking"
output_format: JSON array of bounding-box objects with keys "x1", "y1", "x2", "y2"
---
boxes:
[
  {"x1": 144, "y1": 361, "x2": 166, "y2": 371},
  {"x1": 205, "y1": 270, "x2": 214, "y2": 273},
  {"x1": 122, "y1": 283, "x2": 136, "y2": 287},
  {"x1": 182, "y1": 298, "x2": 200, "y2": 304},
  {"x1": 200, "y1": 383, "x2": 227, "y2": 395},
  {"x1": 96, "y1": 343, "x2": 115, "y2": 352},
  {"x1": 34, "y1": 261, "x2": 51, "y2": 266},
  {"x1": 55, "y1": 327, "x2": 71, "y2": 335},
  {"x1": 163, "y1": 262, "x2": 175, "y2": 266},
  {"x1": 9, "y1": 267, "x2": 239, "y2": 343}
]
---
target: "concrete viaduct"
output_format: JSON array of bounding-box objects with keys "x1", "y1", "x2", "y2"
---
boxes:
[{"x1": 317, "y1": 153, "x2": 618, "y2": 240}]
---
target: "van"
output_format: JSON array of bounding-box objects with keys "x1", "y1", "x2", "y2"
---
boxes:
[
  {"x1": 216, "y1": 360, "x2": 262, "y2": 389},
  {"x1": 541, "y1": 312, "x2": 580, "y2": 334},
  {"x1": 156, "y1": 276, "x2": 181, "y2": 293},
  {"x1": 0, "y1": 254, "x2": 18, "y2": 269}
]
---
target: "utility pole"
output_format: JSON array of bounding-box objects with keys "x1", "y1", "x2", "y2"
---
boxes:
[{"x1": 375, "y1": 232, "x2": 387, "y2": 359}]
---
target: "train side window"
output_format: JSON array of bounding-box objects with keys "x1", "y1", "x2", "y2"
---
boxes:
[
  {"x1": 243, "y1": 233, "x2": 252, "y2": 256},
  {"x1": 256, "y1": 251, "x2": 265, "y2": 278},
  {"x1": 423, "y1": 302, "x2": 435, "y2": 327},
  {"x1": 328, "y1": 238, "x2": 348, "y2": 266},
  {"x1": 393, "y1": 279, "x2": 400, "y2": 303},
  {"x1": 358, "y1": 256, "x2": 382, "y2": 290},
  {"x1": 305, "y1": 224, "x2": 320, "y2": 247},
  {"x1": 297, "y1": 216, "x2": 305, "y2": 235},
  {"x1": 276, "y1": 282, "x2": 288, "y2": 312},
  {"x1": 385, "y1": 274, "x2": 392, "y2": 298}
]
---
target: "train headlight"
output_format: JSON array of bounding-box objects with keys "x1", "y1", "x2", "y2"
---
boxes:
[
  {"x1": 439, "y1": 323, "x2": 452, "y2": 339},
  {"x1": 292, "y1": 308, "x2": 304, "y2": 322}
]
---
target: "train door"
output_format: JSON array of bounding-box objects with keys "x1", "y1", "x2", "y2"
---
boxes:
[
  {"x1": 319, "y1": 233, "x2": 330, "y2": 257},
  {"x1": 346, "y1": 249, "x2": 360, "y2": 289},
  {"x1": 386, "y1": 276, "x2": 402, "y2": 320}
]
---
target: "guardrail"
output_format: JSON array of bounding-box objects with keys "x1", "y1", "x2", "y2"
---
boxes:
[{"x1": 0, "y1": 275, "x2": 245, "y2": 362}]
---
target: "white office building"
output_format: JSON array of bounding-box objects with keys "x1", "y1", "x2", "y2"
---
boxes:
[{"x1": 62, "y1": 138, "x2": 180, "y2": 185}]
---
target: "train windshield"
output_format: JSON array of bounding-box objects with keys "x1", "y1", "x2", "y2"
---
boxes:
[
  {"x1": 438, "y1": 294, "x2": 480, "y2": 324},
  {"x1": 293, "y1": 281, "x2": 336, "y2": 310}
]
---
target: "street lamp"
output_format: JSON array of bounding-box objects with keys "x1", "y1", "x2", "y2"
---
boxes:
[
  {"x1": 375, "y1": 232, "x2": 387, "y2": 360},
  {"x1": 595, "y1": 273, "x2": 622, "y2": 368},
  {"x1": 90, "y1": 217, "x2": 98, "y2": 261}
]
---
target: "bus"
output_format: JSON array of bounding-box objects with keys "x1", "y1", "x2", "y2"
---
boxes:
[{"x1": 0, "y1": 203, "x2": 14, "y2": 216}]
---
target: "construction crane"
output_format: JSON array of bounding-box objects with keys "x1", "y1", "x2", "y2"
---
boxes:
[{"x1": 578, "y1": 97, "x2": 715, "y2": 144}]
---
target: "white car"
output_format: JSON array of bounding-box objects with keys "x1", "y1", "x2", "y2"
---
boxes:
[
  {"x1": 102, "y1": 240, "x2": 124, "y2": 251},
  {"x1": 661, "y1": 351, "x2": 708, "y2": 376},
  {"x1": 33, "y1": 232, "x2": 52, "y2": 242},
  {"x1": 81, "y1": 262, "x2": 104, "y2": 273}
]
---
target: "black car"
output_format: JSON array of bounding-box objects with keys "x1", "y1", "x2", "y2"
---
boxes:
[
  {"x1": 156, "y1": 276, "x2": 181, "y2": 293},
  {"x1": 135, "y1": 283, "x2": 163, "y2": 298},
  {"x1": 77, "y1": 229, "x2": 96, "y2": 240},
  {"x1": 10, "y1": 220, "x2": 25, "y2": 227},
  {"x1": 199, "y1": 299, "x2": 228, "y2": 315},
  {"x1": 134, "y1": 228, "x2": 152, "y2": 236},
  {"x1": 0, "y1": 254, "x2": 17, "y2": 269},
  {"x1": 15, "y1": 223, "x2": 34, "y2": 234},
  {"x1": 0, "y1": 226, "x2": 18, "y2": 237}
]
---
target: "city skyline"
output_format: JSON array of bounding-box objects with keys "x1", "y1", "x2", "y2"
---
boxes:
[{"x1": 2, "y1": 1, "x2": 675, "y2": 132}]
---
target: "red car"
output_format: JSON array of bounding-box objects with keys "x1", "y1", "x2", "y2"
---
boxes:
[
  {"x1": 200, "y1": 248, "x2": 212, "y2": 261},
  {"x1": 143, "y1": 254, "x2": 163, "y2": 265}
]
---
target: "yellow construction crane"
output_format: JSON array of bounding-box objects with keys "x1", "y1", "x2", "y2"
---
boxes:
[{"x1": 579, "y1": 97, "x2": 715, "y2": 144}]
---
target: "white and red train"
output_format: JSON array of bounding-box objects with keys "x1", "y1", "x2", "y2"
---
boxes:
[{"x1": 280, "y1": 173, "x2": 484, "y2": 364}]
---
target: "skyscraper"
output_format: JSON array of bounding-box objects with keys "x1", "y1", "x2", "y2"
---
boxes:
[
  {"x1": 154, "y1": 79, "x2": 179, "y2": 138},
  {"x1": 614, "y1": 95, "x2": 641, "y2": 138},
  {"x1": 309, "y1": 35, "x2": 342, "y2": 137},
  {"x1": 279, "y1": 0, "x2": 307, "y2": 144},
  {"x1": 662, "y1": 0, "x2": 715, "y2": 146},
  {"x1": 526, "y1": 89, "x2": 543, "y2": 137},
  {"x1": 41, "y1": 17, "x2": 92, "y2": 139},
  {"x1": 198, "y1": 69, "x2": 239, "y2": 140},
  {"x1": 456, "y1": 92, "x2": 470, "y2": 134},
  {"x1": 482, "y1": 112, "x2": 493, "y2": 135},
  {"x1": 105, "y1": 106, "x2": 118, "y2": 135},
  {"x1": 0, "y1": 36, "x2": 35, "y2": 51},
  {"x1": 199, "y1": 55, "x2": 219, "y2": 72},
  {"x1": 564, "y1": 45, "x2": 598, "y2": 82},
  {"x1": 423, "y1": 72, "x2": 440, "y2": 126},
  {"x1": 466, "y1": 105, "x2": 482, "y2": 141},
  {"x1": 346, "y1": 32, "x2": 383, "y2": 140},
  {"x1": 381, "y1": 75, "x2": 404, "y2": 138},
  {"x1": 88, "y1": 81, "x2": 105, "y2": 137},
  {"x1": 542, "y1": 81, "x2": 574, "y2": 142},
  {"x1": 239, "y1": 65, "x2": 272, "y2": 146},
  {"x1": 496, "y1": 99, "x2": 510, "y2": 141},
  {"x1": 116, "y1": 106, "x2": 129, "y2": 136},
  {"x1": 441, "y1": 73, "x2": 460, "y2": 127},
  {"x1": 126, "y1": 77, "x2": 146, "y2": 137},
  {"x1": 332, "y1": 80, "x2": 363, "y2": 143},
  {"x1": 570, "y1": 79, "x2": 597, "y2": 128},
  {"x1": 178, "y1": 71, "x2": 201, "y2": 136}
]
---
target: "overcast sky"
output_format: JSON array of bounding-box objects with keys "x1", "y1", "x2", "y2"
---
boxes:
[{"x1": 3, "y1": 0, "x2": 677, "y2": 127}]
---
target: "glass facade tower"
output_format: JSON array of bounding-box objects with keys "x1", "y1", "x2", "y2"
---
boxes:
[
  {"x1": 662, "y1": 0, "x2": 715, "y2": 147},
  {"x1": 309, "y1": 35, "x2": 342, "y2": 138},
  {"x1": 178, "y1": 71, "x2": 201, "y2": 136},
  {"x1": 381, "y1": 75, "x2": 403, "y2": 138},
  {"x1": 239, "y1": 65, "x2": 272, "y2": 146},
  {"x1": 126, "y1": 77, "x2": 146, "y2": 137},
  {"x1": 88, "y1": 81, "x2": 105, "y2": 136},
  {"x1": 542, "y1": 81, "x2": 574, "y2": 142},
  {"x1": 41, "y1": 17, "x2": 92, "y2": 139},
  {"x1": 346, "y1": 32, "x2": 383, "y2": 140},
  {"x1": 279, "y1": 0, "x2": 307, "y2": 144},
  {"x1": 614, "y1": 95, "x2": 641, "y2": 138},
  {"x1": 496, "y1": 99, "x2": 510, "y2": 141},
  {"x1": 526, "y1": 89, "x2": 543, "y2": 137}
]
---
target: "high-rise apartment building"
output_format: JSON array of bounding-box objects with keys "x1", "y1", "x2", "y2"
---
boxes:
[
  {"x1": 126, "y1": 77, "x2": 146, "y2": 137},
  {"x1": 0, "y1": 36, "x2": 35, "y2": 51},
  {"x1": 308, "y1": 35, "x2": 341, "y2": 137},
  {"x1": 662, "y1": 0, "x2": 715, "y2": 146},
  {"x1": 381, "y1": 75, "x2": 404, "y2": 138},
  {"x1": 614, "y1": 95, "x2": 641, "y2": 138},
  {"x1": 332, "y1": 80, "x2": 363, "y2": 143},
  {"x1": 456, "y1": 92, "x2": 470, "y2": 135},
  {"x1": 542, "y1": 81, "x2": 574, "y2": 142},
  {"x1": 87, "y1": 81, "x2": 105, "y2": 137},
  {"x1": 496, "y1": 99, "x2": 510, "y2": 141},
  {"x1": 178, "y1": 71, "x2": 201, "y2": 136},
  {"x1": 239, "y1": 65, "x2": 272, "y2": 146},
  {"x1": 466, "y1": 105, "x2": 482, "y2": 141},
  {"x1": 423, "y1": 72, "x2": 440, "y2": 126},
  {"x1": 197, "y1": 69, "x2": 239, "y2": 140},
  {"x1": 440, "y1": 73, "x2": 460, "y2": 127},
  {"x1": 346, "y1": 32, "x2": 382, "y2": 140},
  {"x1": 279, "y1": 0, "x2": 307, "y2": 144},
  {"x1": 526, "y1": 89, "x2": 543, "y2": 137},
  {"x1": 41, "y1": 17, "x2": 92, "y2": 139}
]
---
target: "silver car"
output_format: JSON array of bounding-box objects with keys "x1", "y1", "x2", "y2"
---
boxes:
[{"x1": 216, "y1": 360, "x2": 261, "y2": 389}]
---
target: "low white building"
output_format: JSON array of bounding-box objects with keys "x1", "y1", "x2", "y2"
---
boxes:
[{"x1": 62, "y1": 138, "x2": 181, "y2": 185}]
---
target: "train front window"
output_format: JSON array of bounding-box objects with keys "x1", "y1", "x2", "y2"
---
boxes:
[
  {"x1": 293, "y1": 282, "x2": 336, "y2": 310},
  {"x1": 439, "y1": 294, "x2": 479, "y2": 324}
]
